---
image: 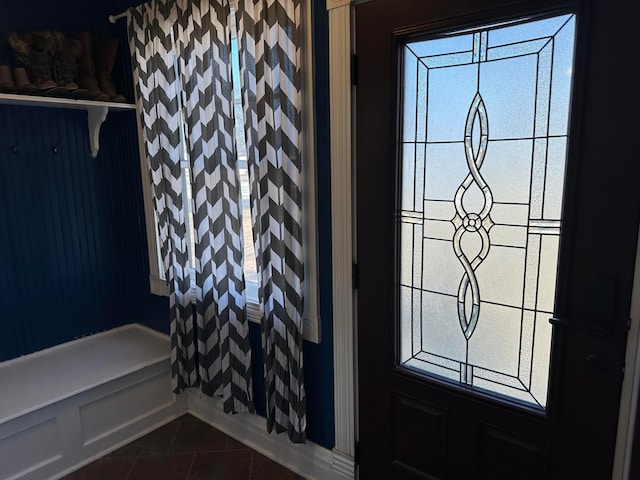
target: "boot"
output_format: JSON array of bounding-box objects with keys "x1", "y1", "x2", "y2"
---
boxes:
[
  {"x1": 75, "y1": 32, "x2": 109, "y2": 101},
  {"x1": 8, "y1": 31, "x2": 67, "y2": 97},
  {"x1": 52, "y1": 32, "x2": 90, "y2": 100},
  {"x1": 0, "y1": 65, "x2": 17, "y2": 93},
  {"x1": 30, "y1": 31, "x2": 71, "y2": 98},
  {"x1": 97, "y1": 37, "x2": 126, "y2": 102},
  {"x1": 13, "y1": 67, "x2": 40, "y2": 94}
]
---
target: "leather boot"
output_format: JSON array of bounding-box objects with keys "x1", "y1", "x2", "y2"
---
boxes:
[
  {"x1": 13, "y1": 67, "x2": 40, "y2": 94},
  {"x1": 0, "y1": 65, "x2": 17, "y2": 93},
  {"x1": 52, "y1": 32, "x2": 90, "y2": 100},
  {"x1": 75, "y1": 32, "x2": 109, "y2": 101},
  {"x1": 97, "y1": 37, "x2": 126, "y2": 102},
  {"x1": 8, "y1": 31, "x2": 67, "y2": 97}
]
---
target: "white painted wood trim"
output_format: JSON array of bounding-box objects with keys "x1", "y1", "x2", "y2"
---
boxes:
[
  {"x1": 328, "y1": 0, "x2": 356, "y2": 460},
  {"x1": 149, "y1": 273, "x2": 170, "y2": 297},
  {"x1": 86, "y1": 106, "x2": 108, "y2": 158},
  {"x1": 301, "y1": 0, "x2": 321, "y2": 344},
  {"x1": 613, "y1": 222, "x2": 640, "y2": 480},
  {"x1": 0, "y1": 93, "x2": 136, "y2": 111},
  {"x1": 129, "y1": 52, "x2": 170, "y2": 298},
  {"x1": 0, "y1": 325, "x2": 186, "y2": 480},
  {"x1": 0, "y1": 93, "x2": 135, "y2": 158},
  {"x1": 187, "y1": 390, "x2": 355, "y2": 480},
  {"x1": 327, "y1": 0, "x2": 351, "y2": 10}
]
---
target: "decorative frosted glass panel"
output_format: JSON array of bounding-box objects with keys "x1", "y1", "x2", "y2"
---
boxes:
[{"x1": 398, "y1": 13, "x2": 576, "y2": 409}]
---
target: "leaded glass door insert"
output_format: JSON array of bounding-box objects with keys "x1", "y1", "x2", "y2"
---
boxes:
[{"x1": 398, "y1": 13, "x2": 577, "y2": 409}]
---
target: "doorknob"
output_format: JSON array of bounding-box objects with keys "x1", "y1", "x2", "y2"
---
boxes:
[{"x1": 549, "y1": 277, "x2": 616, "y2": 336}]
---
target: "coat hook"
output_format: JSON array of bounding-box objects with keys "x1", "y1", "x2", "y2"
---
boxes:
[
  {"x1": 11, "y1": 143, "x2": 18, "y2": 154},
  {"x1": 52, "y1": 142, "x2": 60, "y2": 154}
]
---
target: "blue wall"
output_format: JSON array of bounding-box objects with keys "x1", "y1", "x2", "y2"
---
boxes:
[
  {"x1": 0, "y1": 0, "x2": 168, "y2": 360},
  {"x1": 0, "y1": 0, "x2": 334, "y2": 449}
]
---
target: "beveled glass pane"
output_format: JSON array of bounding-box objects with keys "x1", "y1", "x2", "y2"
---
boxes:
[
  {"x1": 402, "y1": 51, "x2": 418, "y2": 143},
  {"x1": 426, "y1": 64, "x2": 477, "y2": 142},
  {"x1": 487, "y1": 14, "x2": 573, "y2": 48},
  {"x1": 401, "y1": 144, "x2": 416, "y2": 210},
  {"x1": 398, "y1": 13, "x2": 577, "y2": 409},
  {"x1": 408, "y1": 34, "x2": 473, "y2": 58}
]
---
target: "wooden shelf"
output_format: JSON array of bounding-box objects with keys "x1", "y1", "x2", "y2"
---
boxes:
[{"x1": 0, "y1": 93, "x2": 137, "y2": 157}]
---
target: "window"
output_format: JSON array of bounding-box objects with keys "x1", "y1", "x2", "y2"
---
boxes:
[
  {"x1": 398, "y1": 13, "x2": 577, "y2": 407},
  {"x1": 137, "y1": 0, "x2": 319, "y2": 343}
]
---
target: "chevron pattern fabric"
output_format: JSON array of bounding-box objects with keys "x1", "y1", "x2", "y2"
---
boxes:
[
  {"x1": 237, "y1": 0, "x2": 306, "y2": 443},
  {"x1": 128, "y1": 0, "x2": 253, "y2": 413},
  {"x1": 128, "y1": 0, "x2": 198, "y2": 393},
  {"x1": 176, "y1": 0, "x2": 254, "y2": 414}
]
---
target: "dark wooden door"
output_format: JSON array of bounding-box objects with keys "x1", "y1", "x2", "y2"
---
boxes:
[{"x1": 355, "y1": 1, "x2": 640, "y2": 479}]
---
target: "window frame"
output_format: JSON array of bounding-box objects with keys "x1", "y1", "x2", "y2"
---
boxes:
[{"x1": 136, "y1": 0, "x2": 320, "y2": 343}]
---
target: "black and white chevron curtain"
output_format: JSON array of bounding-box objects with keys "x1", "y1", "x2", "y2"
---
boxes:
[
  {"x1": 237, "y1": 0, "x2": 306, "y2": 443},
  {"x1": 127, "y1": 0, "x2": 305, "y2": 441},
  {"x1": 127, "y1": 0, "x2": 254, "y2": 414},
  {"x1": 128, "y1": 0, "x2": 198, "y2": 394}
]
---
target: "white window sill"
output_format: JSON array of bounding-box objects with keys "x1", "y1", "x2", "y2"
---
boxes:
[
  {"x1": 150, "y1": 275, "x2": 170, "y2": 297},
  {"x1": 149, "y1": 276, "x2": 320, "y2": 344}
]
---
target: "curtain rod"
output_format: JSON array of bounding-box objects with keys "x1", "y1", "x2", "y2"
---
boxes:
[{"x1": 108, "y1": 12, "x2": 127, "y2": 23}]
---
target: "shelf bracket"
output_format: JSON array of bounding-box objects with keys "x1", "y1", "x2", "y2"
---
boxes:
[{"x1": 87, "y1": 106, "x2": 109, "y2": 158}]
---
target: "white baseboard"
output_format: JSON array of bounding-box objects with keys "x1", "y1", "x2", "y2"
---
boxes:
[{"x1": 186, "y1": 390, "x2": 355, "y2": 480}]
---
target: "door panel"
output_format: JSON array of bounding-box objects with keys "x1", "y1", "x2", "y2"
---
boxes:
[
  {"x1": 391, "y1": 392, "x2": 448, "y2": 478},
  {"x1": 355, "y1": 1, "x2": 640, "y2": 479},
  {"x1": 477, "y1": 423, "x2": 545, "y2": 480}
]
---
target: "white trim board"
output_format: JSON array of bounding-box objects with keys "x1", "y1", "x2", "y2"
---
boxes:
[
  {"x1": 0, "y1": 324, "x2": 187, "y2": 480},
  {"x1": 614, "y1": 221, "x2": 640, "y2": 480},
  {"x1": 327, "y1": 0, "x2": 356, "y2": 461},
  {"x1": 186, "y1": 390, "x2": 355, "y2": 480}
]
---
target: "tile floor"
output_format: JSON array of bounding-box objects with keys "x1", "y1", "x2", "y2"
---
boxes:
[{"x1": 62, "y1": 414, "x2": 304, "y2": 480}]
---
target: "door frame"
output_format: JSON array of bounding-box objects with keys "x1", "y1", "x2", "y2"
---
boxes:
[
  {"x1": 614, "y1": 223, "x2": 640, "y2": 478},
  {"x1": 326, "y1": 0, "x2": 640, "y2": 478}
]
